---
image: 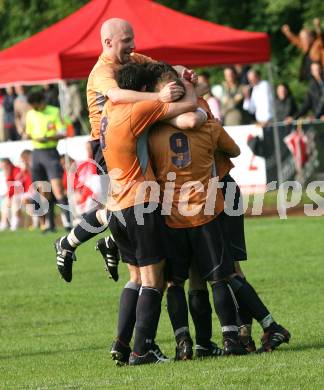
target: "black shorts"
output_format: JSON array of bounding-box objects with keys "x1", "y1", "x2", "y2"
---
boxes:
[
  {"x1": 31, "y1": 148, "x2": 63, "y2": 182},
  {"x1": 164, "y1": 217, "x2": 235, "y2": 283},
  {"x1": 108, "y1": 203, "x2": 165, "y2": 267},
  {"x1": 90, "y1": 139, "x2": 107, "y2": 175},
  {"x1": 221, "y1": 174, "x2": 247, "y2": 261}
]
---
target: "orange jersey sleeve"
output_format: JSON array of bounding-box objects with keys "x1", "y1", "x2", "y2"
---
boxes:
[
  {"x1": 213, "y1": 123, "x2": 239, "y2": 156},
  {"x1": 92, "y1": 65, "x2": 118, "y2": 95},
  {"x1": 210, "y1": 121, "x2": 235, "y2": 179},
  {"x1": 130, "y1": 100, "x2": 169, "y2": 137}
]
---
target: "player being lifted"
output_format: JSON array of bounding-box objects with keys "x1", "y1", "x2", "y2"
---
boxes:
[{"x1": 54, "y1": 18, "x2": 193, "y2": 282}]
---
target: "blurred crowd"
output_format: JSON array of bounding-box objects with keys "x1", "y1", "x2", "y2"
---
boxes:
[
  {"x1": 0, "y1": 82, "x2": 84, "y2": 142},
  {"x1": 198, "y1": 18, "x2": 324, "y2": 127},
  {"x1": 0, "y1": 141, "x2": 101, "y2": 231}
]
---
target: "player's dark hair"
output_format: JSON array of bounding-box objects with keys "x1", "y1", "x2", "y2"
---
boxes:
[
  {"x1": 27, "y1": 91, "x2": 45, "y2": 105},
  {"x1": 116, "y1": 63, "x2": 151, "y2": 91},
  {"x1": 145, "y1": 62, "x2": 184, "y2": 97},
  {"x1": 145, "y1": 62, "x2": 178, "y2": 80}
]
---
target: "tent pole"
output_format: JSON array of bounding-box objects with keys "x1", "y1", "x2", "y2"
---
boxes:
[
  {"x1": 58, "y1": 81, "x2": 74, "y2": 225},
  {"x1": 266, "y1": 61, "x2": 285, "y2": 213}
]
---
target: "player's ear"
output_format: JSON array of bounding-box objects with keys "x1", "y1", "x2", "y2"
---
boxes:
[{"x1": 104, "y1": 38, "x2": 112, "y2": 48}]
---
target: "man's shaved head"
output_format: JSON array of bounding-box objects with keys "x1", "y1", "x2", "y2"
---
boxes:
[
  {"x1": 101, "y1": 18, "x2": 133, "y2": 46},
  {"x1": 100, "y1": 18, "x2": 135, "y2": 64}
]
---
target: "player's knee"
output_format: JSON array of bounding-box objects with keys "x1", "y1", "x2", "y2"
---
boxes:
[
  {"x1": 140, "y1": 262, "x2": 165, "y2": 289},
  {"x1": 128, "y1": 265, "x2": 141, "y2": 284}
]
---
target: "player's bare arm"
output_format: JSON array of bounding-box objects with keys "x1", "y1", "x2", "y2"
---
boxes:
[
  {"x1": 107, "y1": 81, "x2": 184, "y2": 104},
  {"x1": 164, "y1": 108, "x2": 208, "y2": 130}
]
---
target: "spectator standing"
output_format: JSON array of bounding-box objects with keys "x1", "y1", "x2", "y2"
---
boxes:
[
  {"x1": 0, "y1": 90, "x2": 5, "y2": 142},
  {"x1": 243, "y1": 69, "x2": 273, "y2": 126},
  {"x1": 0, "y1": 158, "x2": 23, "y2": 231},
  {"x1": 43, "y1": 84, "x2": 60, "y2": 107},
  {"x1": 275, "y1": 83, "x2": 297, "y2": 122},
  {"x1": 220, "y1": 67, "x2": 245, "y2": 125},
  {"x1": 234, "y1": 64, "x2": 251, "y2": 85},
  {"x1": 26, "y1": 91, "x2": 72, "y2": 232},
  {"x1": 294, "y1": 62, "x2": 324, "y2": 120},
  {"x1": 65, "y1": 82, "x2": 83, "y2": 136},
  {"x1": 14, "y1": 85, "x2": 30, "y2": 139},
  {"x1": 19, "y1": 149, "x2": 41, "y2": 230},
  {"x1": 3, "y1": 87, "x2": 20, "y2": 141},
  {"x1": 198, "y1": 72, "x2": 221, "y2": 120},
  {"x1": 281, "y1": 19, "x2": 324, "y2": 81}
]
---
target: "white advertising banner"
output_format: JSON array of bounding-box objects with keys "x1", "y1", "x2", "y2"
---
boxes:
[
  {"x1": 226, "y1": 125, "x2": 267, "y2": 193},
  {"x1": 0, "y1": 125, "x2": 267, "y2": 195}
]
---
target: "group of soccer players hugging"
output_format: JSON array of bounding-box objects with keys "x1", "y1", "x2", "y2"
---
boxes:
[{"x1": 55, "y1": 18, "x2": 290, "y2": 366}]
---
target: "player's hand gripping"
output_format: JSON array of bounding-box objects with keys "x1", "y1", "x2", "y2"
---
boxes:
[
  {"x1": 158, "y1": 81, "x2": 185, "y2": 102},
  {"x1": 182, "y1": 68, "x2": 198, "y2": 84}
]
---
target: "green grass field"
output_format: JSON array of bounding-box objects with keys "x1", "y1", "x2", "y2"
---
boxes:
[{"x1": 1, "y1": 217, "x2": 324, "y2": 389}]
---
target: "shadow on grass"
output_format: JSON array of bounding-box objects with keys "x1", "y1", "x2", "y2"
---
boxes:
[
  {"x1": 284, "y1": 341, "x2": 324, "y2": 352},
  {"x1": 0, "y1": 344, "x2": 105, "y2": 361}
]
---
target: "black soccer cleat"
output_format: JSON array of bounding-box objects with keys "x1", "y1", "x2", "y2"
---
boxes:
[
  {"x1": 195, "y1": 341, "x2": 224, "y2": 358},
  {"x1": 175, "y1": 338, "x2": 193, "y2": 361},
  {"x1": 110, "y1": 339, "x2": 132, "y2": 366},
  {"x1": 223, "y1": 337, "x2": 248, "y2": 356},
  {"x1": 239, "y1": 335, "x2": 256, "y2": 354},
  {"x1": 96, "y1": 236, "x2": 120, "y2": 281},
  {"x1": 54, "y1": 237, "x2": 76, "y2": 283},
  {"x1": 257, "y1": 324, "x2": 291, "y2": 353},
  {"x1": 129, "y1": 345, "x2": 170, "y2": 366}
]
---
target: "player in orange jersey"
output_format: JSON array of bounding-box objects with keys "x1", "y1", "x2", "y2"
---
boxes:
[
  {"x1": 147, "y1": 63, "x2": 246, "y2": 357},
  {"x1": 55, "y1": 18, "x2": 192, "y2": 283},
  {"x1": 101, "y1": 62, "x2": 199, "y2": 365},
  {"x1": 148, "y1": 63, "x2": 290, "y2": 357}
]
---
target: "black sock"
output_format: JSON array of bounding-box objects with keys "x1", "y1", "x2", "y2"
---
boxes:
[
  {"x1": 232, "y1": 276, "x2": 272, "y2": 324},
  {"x1": 211, "y1": 281, "x2": 238, "y2": 338},
  {"x1": 133, "y1": 287, "x2": 162, "y2": 355},
  {"x1": 167, "y1": 285, "x2": 191, "y2": 343},
  {"x1": 117, "y1": 281, "x2": 141, "y2": 345},
  {"x1": 236, "y1": 301, "x2": 253, "y2": 328},
  {"x1": 47, "y1": 197, "x2": 56, "y2": 230},
  {"x1": 61, "y1": 208, "x2": 107, "y2": 251},
  {"x1": 188, "y1": 290, "x2": 212, "y2": 346},
  {"x1": 57, "y1": 196, "x2": 71, "y2": 227}
]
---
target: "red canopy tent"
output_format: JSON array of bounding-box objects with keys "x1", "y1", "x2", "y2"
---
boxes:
[{"x1": 0, "y1": 0, "x2": 270, "y2": 86}]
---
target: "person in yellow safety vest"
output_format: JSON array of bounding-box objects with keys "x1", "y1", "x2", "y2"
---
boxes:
[{"x1": 26, "y1": 90, "x2": 72, "y2": 232}]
